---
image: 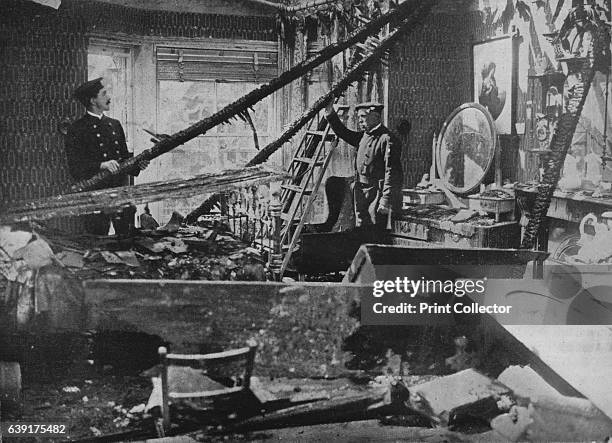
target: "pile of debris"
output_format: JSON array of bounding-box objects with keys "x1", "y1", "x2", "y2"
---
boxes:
[
  {"x1": 134, "y1": 365, "x2": 612, "y2": 442},
  {"x1": 41, "y1": 216, "x2": 270, "y2": 283}
]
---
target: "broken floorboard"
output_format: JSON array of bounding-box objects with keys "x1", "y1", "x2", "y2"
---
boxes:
[
  {"x1": 1, "y1": 165, "x2": 288, "y2": 224},
  {"x1": 249, "y1": 376, "x2": 375, "y2": 410},
  {"x1": 225, "y1": 387, "x2": 395, "y2": 433}
]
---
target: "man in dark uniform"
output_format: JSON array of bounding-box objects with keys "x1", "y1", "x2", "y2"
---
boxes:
[
  {"x1": 65, "y1": 77, "x2": 148, "y2": 235},
  {"x1": 325, "y1": 101, "x2": 403, "y2": 227}
]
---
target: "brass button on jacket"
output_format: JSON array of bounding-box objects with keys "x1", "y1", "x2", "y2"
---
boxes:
[{"x1": 65, "y1": 114, "x2": 140, "y2": 189}]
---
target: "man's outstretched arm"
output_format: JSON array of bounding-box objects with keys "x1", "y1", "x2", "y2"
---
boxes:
[{"x1": 324, "y1": 101, "x2": 362, "y2": 148}]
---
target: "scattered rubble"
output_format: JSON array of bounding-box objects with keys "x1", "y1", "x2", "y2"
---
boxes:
[
  {"x1": 25, "y1": 218, "x2": 271, "y2": 283},
  {"x1": 4, "y1": 223, "x2": 612, "y2": 441},
  {"x1": 445, "y1": 336, "x2": 479, "y2": 372},
  {"x1": 405, "y1": 369, "x2": 510, "y2": 427},
  {"x1": 62, "y1": 386, "x2": 81, "y2": 393},
  {"x1": 13, "y1": 340, "x2": 612, "y2": 442}
]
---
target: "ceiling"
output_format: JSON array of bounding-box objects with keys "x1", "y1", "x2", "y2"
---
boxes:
[
  {"x1": 33, "y1": 0, "x2": 479, "y2": 16},
  {"x1": 90, "y1": 0, "x2": 276, "y2": 16}
]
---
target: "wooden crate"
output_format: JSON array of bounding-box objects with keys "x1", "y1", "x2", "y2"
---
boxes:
[
  {"x1": 402, "y1": 189, "x2": 446, "y2": 206},
  {"x1": 468, "y1": 196, "x2": 515, "y2": 222}
]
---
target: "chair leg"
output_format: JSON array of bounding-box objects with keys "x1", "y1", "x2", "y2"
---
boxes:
[
  {"x1": 159, "y1": 346, "x2": 170, "y2": 431},
  {"x1": 243, "y1": 345, "x2": 257, "y2": 389},
  {"x1": 155, "y1": 418, "x2": 165, "y2": 438}
]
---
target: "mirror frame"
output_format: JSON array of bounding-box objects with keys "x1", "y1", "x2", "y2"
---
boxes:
[{"x1": 436, "y1": 102, "x2": 497, "y2": 195}]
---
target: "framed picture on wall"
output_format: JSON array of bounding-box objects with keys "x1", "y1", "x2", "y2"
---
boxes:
[{"x1": 473, "y1": 36, "x2": 513, "y2": 134}]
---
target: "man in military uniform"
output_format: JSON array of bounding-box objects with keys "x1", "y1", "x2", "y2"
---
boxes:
[
  {"x1": 65, "y1": 77, "x2": 149, "y2": 235},
  {"x1": 325, "y1": 101, "x2": 403, "y2": 227}
]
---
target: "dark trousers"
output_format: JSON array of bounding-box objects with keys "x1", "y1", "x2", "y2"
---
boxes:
[
  {"x1": 83, "y1": 206, "x2": 136, "y2": 236},
  {"x1": 352, "y1": 181, "x2": 388, "y2": 228}
]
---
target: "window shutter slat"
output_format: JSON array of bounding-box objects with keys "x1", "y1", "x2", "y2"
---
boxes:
[{"x1": 156, "y1": 43, "x2": 278, "y2": 82}]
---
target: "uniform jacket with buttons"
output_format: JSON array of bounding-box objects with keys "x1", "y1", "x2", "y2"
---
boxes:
[
  {"x1": 327, "y1": 111, "x2": 403, "y2": 210},
  {"x1": 65, "y1": 113, "x2": 139, "y2": 189}
]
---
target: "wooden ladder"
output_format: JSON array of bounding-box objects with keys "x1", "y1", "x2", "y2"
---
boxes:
[{"x1": 276, "y1": 105, "x2": 349, "y2": 279}]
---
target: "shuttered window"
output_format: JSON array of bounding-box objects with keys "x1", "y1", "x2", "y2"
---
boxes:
[
  {"x1": 151, "y1": 41, "x2": 279, "y2": 222},
  {"x1": 156, "y1": 42, "x2": 278, "y2": 82}
]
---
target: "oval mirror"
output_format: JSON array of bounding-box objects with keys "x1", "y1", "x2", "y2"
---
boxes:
[{"x1": 436, "y1": 103, "x2": 496, "y2": 194}]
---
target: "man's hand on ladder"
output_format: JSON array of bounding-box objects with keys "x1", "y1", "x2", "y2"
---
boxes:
[{"x1": 325, "y1": 96, "x2": 339, "y2": 117}]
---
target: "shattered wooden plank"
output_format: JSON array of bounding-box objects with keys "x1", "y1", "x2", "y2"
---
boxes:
[
  {"x1": 248, "y1": 376, "x2": 372, "y2": 410},
  {"x1": 70, "y1": 1, "x2": 428, "y2": 193},
  {"x1": 1, "y1": 166, "x2": 288, "y2": 224},
  {"x1": 407, "y1": 369, "x2": 510, "y2": 426},
  {"x1": 227, "y1": 389, "x2": 390, "y2": 432}
]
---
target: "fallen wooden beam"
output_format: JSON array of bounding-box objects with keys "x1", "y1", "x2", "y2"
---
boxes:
[
  {"x1": 225, "y1": 388, "x2": 393, "y2": 433},
  {"x1": 185, "y1": 0, "x2": 438, "y2": 223},
  {"x1": 1, "y1": 165, "x2": 288, "y2": 224},
  {"x1": 70, "y1": 0, "x2": 427, "y2": 193}
]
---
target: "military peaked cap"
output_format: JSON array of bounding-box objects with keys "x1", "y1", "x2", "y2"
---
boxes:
[
  {"x1": 355, "y1": 101, "x2": 384, "y2": 113},
  {"x1": 73, "y1": 77, "x2": 104, "y2": 106}
]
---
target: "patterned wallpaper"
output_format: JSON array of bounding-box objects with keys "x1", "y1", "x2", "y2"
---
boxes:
[
  {"x1": 0, "y1": 0, "x2": 277, "y2": 230},
  {"x1": 388, "y1": 13, "x2": 474, "y2": 188}
]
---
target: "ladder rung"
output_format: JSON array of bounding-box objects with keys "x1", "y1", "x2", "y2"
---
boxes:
[
  {"x1": 281, "y1": 184, "x2": 312, "y2": 194},
  {"x1": 306, "y1": 130, "x2": 335, "y2": 141},
  {"x1": 279, "y1": 215, "x2": 305, "y2": 225},
  {"x1": 293, "y1": 156, "x2": 323, "y2": 166}
]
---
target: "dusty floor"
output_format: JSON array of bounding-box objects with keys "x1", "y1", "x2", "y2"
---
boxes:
[
  {"x1": 15, "y1": 348, "x2": 493, "y2": 442},
  {"x1": 17, "y1": 359, "x2": 153, "y2": 441},
  {"x1": 16, "y1": 359, "x2": 431, "y2": 441}
]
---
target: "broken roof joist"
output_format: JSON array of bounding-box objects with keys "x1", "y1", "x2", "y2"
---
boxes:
[
  {"x1": 185, "y1": 1, "x2": 436, "y2": 223},
  {"x1": 1, "y1": 165, "x2": 289, "y2": 224},
  {"x1": 69, "y1": 0, "x2": 425, "y2": 193},
  {"x1": 244, "y1": 0, "x2": 338, "y2": 13}
]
